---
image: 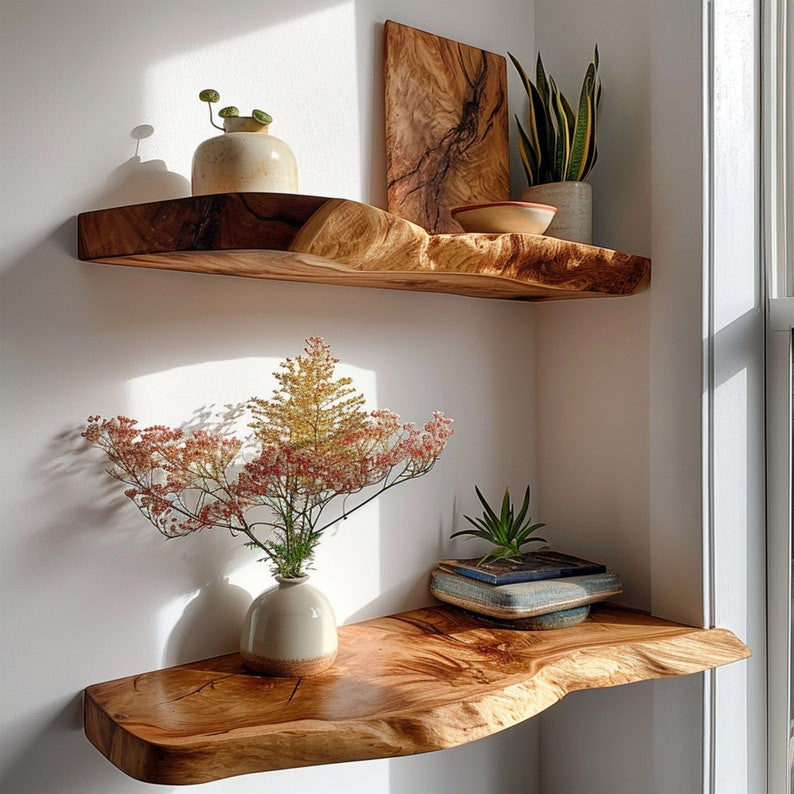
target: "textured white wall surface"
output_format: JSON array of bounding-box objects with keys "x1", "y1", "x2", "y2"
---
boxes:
[
  {"x1": 0, "y1": 2, "x2": 540, "y2": 793},
  {"x1": 532, "y1": 2, "x2": 708, "y2": 793},
  {"x1": 0, "y1": 0, "x2": 722, "y2": 792}
]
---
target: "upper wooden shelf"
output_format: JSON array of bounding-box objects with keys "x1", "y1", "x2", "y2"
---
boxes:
[
  {"x1": 77, "y1": 193, "x2": 650, "y2": 301},
  {"x1": 84, "y1": 604, "x2": 747, "y2": 785}
]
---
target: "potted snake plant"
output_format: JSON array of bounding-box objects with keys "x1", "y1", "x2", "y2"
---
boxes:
[{"x1": 509, "y1": 47, "x2": 601, "y2": 244}]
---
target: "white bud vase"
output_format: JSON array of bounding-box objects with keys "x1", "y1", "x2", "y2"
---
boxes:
[
  {"x1": 240, "y1": 575, "x2": 337, "y2": 677},
  {"x1": 521, "y1": 181, "x2": 592, "y2": 244},
  {"x1": 191, "y1": 117, "x2": 298, "y2": 196}
]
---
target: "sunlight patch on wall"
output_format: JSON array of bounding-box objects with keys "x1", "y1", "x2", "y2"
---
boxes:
[
  {"x1": 711, "y1": 0, "x2": 758, "y2": 331},
  {"x1": 712, "y1": 365, "x2": 748, "y2": 634},
  {"x1": 143, "y1": 2, "x2": 361, "y2": 199}
]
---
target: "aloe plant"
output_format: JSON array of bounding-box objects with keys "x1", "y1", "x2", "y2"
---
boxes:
[
  {"x1": 199, "y1": 89, "x2": 273, "y2": 131},
  {"x1": 451, "y1": 486, "x2": 547, "y2": 565},
  {"x1": 508, "y1": 48, "x2": 601, "y2": 186}
]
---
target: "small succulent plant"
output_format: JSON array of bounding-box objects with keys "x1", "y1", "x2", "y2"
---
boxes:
[
  {"x1": 199, "y1": 89, "x2": 273, "y2": 131},
  {"x1": 451, "y1": 485, "x2": 547, "y2": 565}
]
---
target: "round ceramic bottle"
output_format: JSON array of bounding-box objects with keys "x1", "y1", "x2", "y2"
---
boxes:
[
  {"x1": 191, "y1": 117, "x2": 298, "y2": 196},
  {"x1": 240, "y1": 575, "x2": 337, "y2": 677}
]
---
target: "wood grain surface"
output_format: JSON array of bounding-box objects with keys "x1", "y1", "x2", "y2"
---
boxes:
[
  {"x1": 84, "y1": 605, "x2": 749, "y2": 785},
  {"x1": 384, "y1": 21, "x2": 509, "y2": 233},
  {"x1": 78, "y1": 194, "x2": 650, "y2": 300}
]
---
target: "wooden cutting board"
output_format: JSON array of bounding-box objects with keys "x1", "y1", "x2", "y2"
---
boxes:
[{"x1": 384, "y1": 20, "x2": 510, "y2": 234}]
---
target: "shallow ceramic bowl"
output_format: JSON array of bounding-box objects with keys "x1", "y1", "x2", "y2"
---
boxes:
[{"x1": 450, "y1": 201, "x2": 557, "y2": 235}]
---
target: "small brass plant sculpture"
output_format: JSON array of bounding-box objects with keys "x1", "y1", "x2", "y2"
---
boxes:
[{"x1": 199, "y1": 88, "x2": 273, "y2": 131}]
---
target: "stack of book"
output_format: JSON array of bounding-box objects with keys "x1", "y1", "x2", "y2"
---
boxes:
[{"x1": 430, "y1": 550, "x2": 622, "y2": 630}]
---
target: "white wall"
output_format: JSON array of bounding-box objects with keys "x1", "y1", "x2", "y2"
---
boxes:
[
  {"x1": 1, "y1": 1, "x2": 746, "y2": 793},
  {"x1": 0, "y1": 2, "x2": 541, "y2": 793},
  {"x1": 532, "y1": 1, "x2": 708, "y2": 792}
]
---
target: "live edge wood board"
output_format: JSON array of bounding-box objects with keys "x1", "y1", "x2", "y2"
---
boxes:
[
  {"x1": 77, "y1": 193, "x2": 650, "y2": 301},
  {"x1": 384, "y1": 21, "x2": 509, "y2": 233},
  {"x1": 84, "y1": 605, "x2": 748, "y2": 785}
]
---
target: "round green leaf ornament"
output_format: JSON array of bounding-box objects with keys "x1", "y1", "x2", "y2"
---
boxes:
[{"x1": 252, "y1": 109, "x2": 273, "y2": 125}]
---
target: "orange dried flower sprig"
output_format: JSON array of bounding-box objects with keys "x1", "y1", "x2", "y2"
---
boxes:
[{"x1": 83, "y1": 338, "x2": 453, "y2": 578}]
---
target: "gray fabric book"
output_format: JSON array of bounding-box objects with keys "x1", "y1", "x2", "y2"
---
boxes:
[{"x1": 430, "y1": 568, "x2": 622, "y2": 620}]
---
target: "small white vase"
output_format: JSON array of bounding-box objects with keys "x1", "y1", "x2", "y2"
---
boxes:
[
  {"x1": 521, "y1": 181, "x2": 592, "y2": 244},
  {"x1": 240, "y1": 575, "x2": 337, "y2": 677},
  {"x1": 191, "y1": 117, "x2": 298, "y2": 196}
]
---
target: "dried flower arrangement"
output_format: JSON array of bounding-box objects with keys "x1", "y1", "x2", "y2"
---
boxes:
[{"x1": 84, "y1": 338, "x2": 453, "y2": 578}]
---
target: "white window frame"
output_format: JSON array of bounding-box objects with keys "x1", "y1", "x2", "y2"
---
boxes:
[
  {"x1": 703, "y1": 0, "x2": 768, "y2": 791},
  {"x1": 763, "y1": 0, "x2": 792, "y2": 790},
  {"x1": 706, "y1": 0, "x2": 792, "y2": 791}
]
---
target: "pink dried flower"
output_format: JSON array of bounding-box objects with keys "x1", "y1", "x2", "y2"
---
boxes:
[{"x1": 83, "y1": 339, "x2": 453, "y2": 577}]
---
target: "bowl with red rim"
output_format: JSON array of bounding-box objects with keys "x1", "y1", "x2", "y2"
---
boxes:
[{"x1": 450, "y1": 201, "x2": 557, "y2": 235}]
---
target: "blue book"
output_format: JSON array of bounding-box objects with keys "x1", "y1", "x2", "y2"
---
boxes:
[{"x1": 438, "y1": 550, "x2": 606, "y2": 586}]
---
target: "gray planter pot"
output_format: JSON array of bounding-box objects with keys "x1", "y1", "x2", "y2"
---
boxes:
[{"x1": 521, "y1": 181, "x2": 592, "y2": 244}]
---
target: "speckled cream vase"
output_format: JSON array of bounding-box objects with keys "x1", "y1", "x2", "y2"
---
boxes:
[
  {"x1": 521, "y1": 181, "x2": 592, "y2": 244},
  {"x1": 240, "y1": 575, "x2": 337, "y2": 677},
  {"x1": 191, "y1": 117, "x2": 298, "y2": 196}
]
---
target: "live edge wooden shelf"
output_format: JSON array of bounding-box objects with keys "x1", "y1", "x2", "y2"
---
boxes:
[
  {"x1": 77, "y1": 193, "x2": 650, "y2": 301},
  {"x1": 84, "y1": 604, "x2": 748, "y2": 785}
]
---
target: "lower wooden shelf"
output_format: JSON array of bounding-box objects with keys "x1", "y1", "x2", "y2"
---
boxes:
[{"x1": 84, "y1": 604, "x2": 749, "y2": 785}]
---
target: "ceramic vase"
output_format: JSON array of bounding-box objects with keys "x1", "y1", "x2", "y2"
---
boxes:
[
  {"x1": 191, "y1": 117, "x2": 298, "y2": 196},
  {"x1": 240, "y1": 575, "x2": 337, "y2": 677},
  {"x1": 520, "y1": 181, "x2": 592, "y2": 244}
]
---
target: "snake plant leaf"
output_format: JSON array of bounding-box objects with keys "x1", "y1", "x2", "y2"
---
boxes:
[
  {"x1": 535, "y1": 56, "x2": 555, "y2": 181},
  {"x1": 593, "y1": 47, "x2": 602, "y2": 119},
  {"x1": 509, "y1": 53, "x2": 543, "y2": 184},
  {"x1": 580, "y1": 77, "x2": 599, "y2": 180},
  {"x1": 528, "y1": 81, "x2": 551, "y2": 181},
  {"x1": 199, "y1": 89, "x2": 220, "y2": 103},
  {"x1": 515, "y1": 116, "x2": 538, "y2": 185},
  {"x1": 560, "y1": 92, "x2": 576, "y2": 139},
  {"x1": 508, "y1": 52, "x2": 533, "y2": 99},
  {"x1": 218, "y1": 106, "x2": 239, "y2": 118},
  {"x1": 589, "y1": 62, "x2": 599, "y2": 112},
  {"x1": 252, "y1": 109, "x2": 273, "y2": 125},
  {"x1": 549, "y1": 76, "x2": 570, "y2": 180},
  {"x1": 559, "y1": 86, "x2": 578, "y2": 179},
  {"x1": 582, "y1": 50, "x2": 601, "y2": 180},
  {"x1": 566, "y1": 62, "x2": 596, "y2": 181},
  {"x1": 536, "y1": 52, "x2": 550, "y2": 107}
]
